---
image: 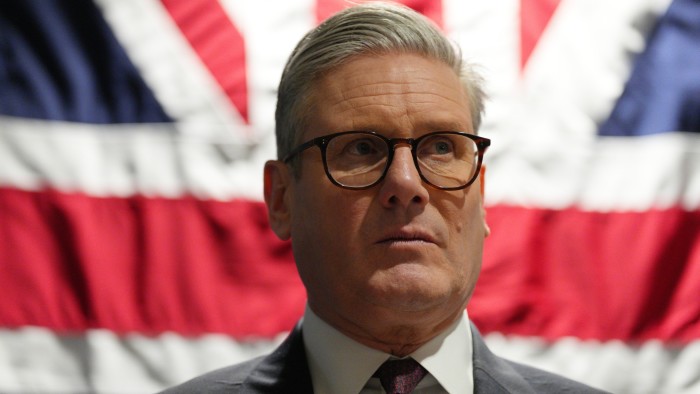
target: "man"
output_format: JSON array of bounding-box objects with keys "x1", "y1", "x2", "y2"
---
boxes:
[{"x1": 163, "y1": 3, "x2": 607, "y2": 393}]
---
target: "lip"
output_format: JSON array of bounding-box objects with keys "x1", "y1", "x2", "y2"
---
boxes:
[{"x1": 376, "y1": 227, "x2": 439, "y2": 246}]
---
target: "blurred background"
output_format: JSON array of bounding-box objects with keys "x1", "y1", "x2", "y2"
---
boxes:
[{"x1": 1, "y1": 0, "x2": 699, "y2": 393}]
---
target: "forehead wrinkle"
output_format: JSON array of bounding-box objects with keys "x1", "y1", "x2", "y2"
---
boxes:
[
  {"x1": 340, "y1": 79, "x2": 465, "y2": 101},
  {"x1": 332, "y1": 102, "x2": 470, "y2": 134},
  {"x1": 321, "y1": 62, "x2": 468, "y2": 109},
  {"x1": 334, "y1": 102, "x2": 409, "y2": 131},
  {"x1": 333, "y1": 90, "x2": 469, "y2": 113},
  {"x1": 339, "y1": 61, "x2": 464, "y2": 90},
  {"x1": 333, "y1": 91, "x2": 470, "y2": 124},
  {"x1": 329, "y1": 82, "x2": 408, "y2": 109},
  {"x1": 339, "y1": 76, "x2": 467, "y2": 104}
]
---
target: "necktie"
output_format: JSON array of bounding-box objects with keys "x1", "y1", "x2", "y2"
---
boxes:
[{"x1": 372, "y1": 358, "x2": 428, "y2": 394}]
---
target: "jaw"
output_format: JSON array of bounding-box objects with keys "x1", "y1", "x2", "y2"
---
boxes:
[{"x1": 307, "y1": 275, "x2": 469, "y2": 357}]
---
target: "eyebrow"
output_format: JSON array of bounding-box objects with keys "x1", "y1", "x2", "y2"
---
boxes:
[{"x1": 421, "y1": 120, "x2": 468, "y2": 131}]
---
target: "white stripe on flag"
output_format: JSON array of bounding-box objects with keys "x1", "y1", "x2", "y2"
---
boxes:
[
  {"x1": 487, "y1": 131, "x2": 700, "y2": 211},
  {"x1": 1, "y1": 327, "x2": 698, "y2": 394},
  {"x1": 0, "y1": 116, "x2": 270, "y2": 200},
  {"x1": 2, "y1": 117, "x2": 699, "y2": 211},
  {"x1": 0, "y1": 327, "x2": 283, "y2": 393},
  {"x1": 485, "y1": 331, "x2": 700, "y2": 394}
]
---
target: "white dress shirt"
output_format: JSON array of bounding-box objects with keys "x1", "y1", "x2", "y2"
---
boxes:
[{"x1": 302, "y1": 306, "x2": 474, "y2": 394}]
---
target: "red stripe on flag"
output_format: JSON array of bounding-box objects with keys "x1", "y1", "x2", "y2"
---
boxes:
[
  {"x1": 161, "y1": 0, "x2": 249, "y2": 123},
  {"x1": 316, "y1": 0, "x2": 443, "y2": 28},
  {"x1": 3, "y1": 187, "x2": 699, "y2": 342},
  {"x1": 520, "y1": 0, "x2": 560, "y2": 70},
  {"x1": 0, "y1": 187, "x2": 303, "y2": 338},
  {"x1": 472, "y1": 205, "x2": 700, "y2": 343}
]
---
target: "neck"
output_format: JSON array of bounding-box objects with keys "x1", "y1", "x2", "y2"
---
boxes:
[{"x1": 309, "y1": 302, "x2": 465, "y2": 357}]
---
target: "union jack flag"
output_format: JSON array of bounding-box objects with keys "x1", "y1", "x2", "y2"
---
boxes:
[{"x1": 1, "y1": 0, "x2": 698, "y2": 393}]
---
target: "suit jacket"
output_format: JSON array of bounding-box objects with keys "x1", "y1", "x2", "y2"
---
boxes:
[{"x1": 161, "y1": 322, "x2": 609, "y2": 393}]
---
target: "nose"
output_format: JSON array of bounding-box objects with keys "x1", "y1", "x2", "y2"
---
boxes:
[{"x1": 377, "y1": 145, "x2": 429, "y2": 209}]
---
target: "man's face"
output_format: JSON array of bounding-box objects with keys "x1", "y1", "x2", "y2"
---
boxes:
[{"x1": 265, "y1": 53, "x2": 489, "y2": 343}]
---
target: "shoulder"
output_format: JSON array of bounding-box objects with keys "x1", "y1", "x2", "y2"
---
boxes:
[
  {"x1": 158, "y1": 356, "x2": 264, "y2": 394},
  {"x1": 506, "y1": 359, "x2": 609, "y2": 393},
  {"x1": 473, "y1": 355, "x2": 609, "y2": 393},
  {"x1": 158, "y1": 322, "x2": 311, "y2": 393},
  {"x1": 470, "y1": 323, "x2": 609, "y2": 394}
]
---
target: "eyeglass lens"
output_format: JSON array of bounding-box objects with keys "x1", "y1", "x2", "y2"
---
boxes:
[{"x1": 324, "y1": 133, "x2": 479, "y2": 188}]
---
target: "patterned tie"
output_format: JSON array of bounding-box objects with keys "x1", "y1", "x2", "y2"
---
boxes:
[{"x1": 372, "y1": 358, "x2": 428, "y2": 394}]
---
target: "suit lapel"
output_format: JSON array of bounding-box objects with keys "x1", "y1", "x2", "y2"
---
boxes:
[{"x1": 242, "y1": 322, "x2": 314, "y2": 393}]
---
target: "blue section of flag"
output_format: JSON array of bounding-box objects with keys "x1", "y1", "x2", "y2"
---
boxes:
[
  {"x1": 0, "y1": 0, "x2": 170, "y2": 124},
  {"x1": 598, "y1": 0, "x2": 700, "y2": 136}
]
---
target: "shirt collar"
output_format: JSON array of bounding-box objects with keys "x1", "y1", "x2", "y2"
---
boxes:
[
  {"x1": 302, "y1": 305, "x2": 473, "y2": 394},
  {"x1": 412, "y1": 309, "x2": 474, "y2": 393}
]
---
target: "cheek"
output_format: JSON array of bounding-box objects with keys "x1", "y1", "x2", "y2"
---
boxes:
[
  {"x1": 444, "y1": 197, "x2": 485, "y2": 268},
  {"x1": 291, "y1": 189, "x2": 369, "y2": 270},
  {"x1": 441, "y1": 207, "x2": 484, "y2": 304},
  {"x1": 320, "y1": 189, "x2": 373, "y2": 228},
  {"x1": 291, "y1": 195, "x2": 377, "y2": 307}
]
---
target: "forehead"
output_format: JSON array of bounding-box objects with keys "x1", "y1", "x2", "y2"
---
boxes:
[{"x1": 307, "y1": 53, "x2": 472, "y2": 136}]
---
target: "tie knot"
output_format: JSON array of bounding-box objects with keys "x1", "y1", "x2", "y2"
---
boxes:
[{"x1": 373, "y1": 358, "x2": 428, "y2": 394}]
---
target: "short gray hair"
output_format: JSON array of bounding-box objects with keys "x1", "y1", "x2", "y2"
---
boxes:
[{"x1": 274, "y1": 2, "x2": 486, "y2": 161}]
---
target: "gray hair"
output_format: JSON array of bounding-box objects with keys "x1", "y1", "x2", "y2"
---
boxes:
[{"x1": 275, "y1": 2, "x2": 486, "y2": 161}]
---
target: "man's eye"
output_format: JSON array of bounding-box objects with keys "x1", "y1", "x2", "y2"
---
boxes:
[
  {"x1": 423, "y1": 138, "x2": 454, "y2": 155},
  {"x1": 348, "y1": 140, "x2": 377, "y2": 155},
  {"x1": 434, "y1": 141, "x2": 452, "y2": 154}
]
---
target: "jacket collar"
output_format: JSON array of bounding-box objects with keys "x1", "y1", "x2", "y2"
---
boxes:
[
  {"x1": 471, "y1": 323, "x2": 537, "y2": 394},
  {"x1": 241, "y1": 321, "x2": 313, "y2": 393}
]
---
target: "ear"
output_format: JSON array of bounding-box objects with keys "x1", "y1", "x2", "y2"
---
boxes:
[
  {"x1": 264, "y1": 160, "x2": 292, "y2": 240},
  {"x1": 479, "y1": 165, "x2": 491, "y2": 237}
]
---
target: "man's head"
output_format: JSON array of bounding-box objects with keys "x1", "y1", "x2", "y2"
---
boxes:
[
  {"x1": 265, "y1": 3, "x2": 490, "y2": 356},
  {"x1": 275, "y1": 2, "x2": 486, "y2": 163}
]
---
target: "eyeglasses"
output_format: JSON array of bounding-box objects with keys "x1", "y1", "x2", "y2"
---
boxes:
[{"x1": 283, "y1": 131, "x2": 490, "y2": 190}]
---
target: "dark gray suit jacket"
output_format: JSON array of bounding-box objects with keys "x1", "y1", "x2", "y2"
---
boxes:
[{"x1": 161, "y1": 322, "x2": 609, "y2": 393}]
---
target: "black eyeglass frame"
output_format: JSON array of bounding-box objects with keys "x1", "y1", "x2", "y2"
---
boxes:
[{"x1": 283, "y1": 130, "x2": 491, "y2": 191}]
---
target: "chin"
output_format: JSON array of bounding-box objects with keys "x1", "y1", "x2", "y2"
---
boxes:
[{"x1": 366, "y1": 273, "x2": 455, "y2": 313}]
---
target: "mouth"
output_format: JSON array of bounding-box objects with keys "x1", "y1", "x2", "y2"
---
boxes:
[{"x1": 377, "y1": 229, "x2": 438, "y2": 245}]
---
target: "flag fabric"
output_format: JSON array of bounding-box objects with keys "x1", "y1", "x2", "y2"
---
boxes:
[{"x1": 1, "y1": 0, "x2": 699, "y2": 393}]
